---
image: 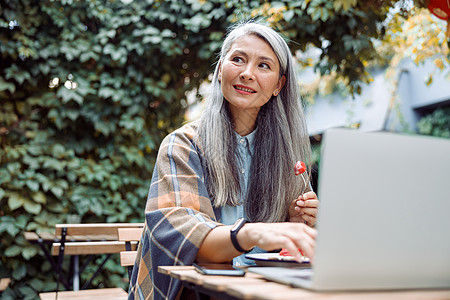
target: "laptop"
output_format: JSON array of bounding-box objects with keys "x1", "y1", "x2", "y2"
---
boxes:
[{"x1": 248, "y1": 128, "x2": 450, "y2": 291}]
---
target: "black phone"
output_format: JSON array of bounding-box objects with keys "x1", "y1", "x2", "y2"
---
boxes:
[{"x1": 193, "y1": 263, "x2": 245, "y2": 276}]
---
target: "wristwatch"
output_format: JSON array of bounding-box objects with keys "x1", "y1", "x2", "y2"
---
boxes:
[{"x1": 230, "y1": 218, "x2": 253, "y2": 253}]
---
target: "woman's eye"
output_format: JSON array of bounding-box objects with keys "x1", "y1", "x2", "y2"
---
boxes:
[
  {"x1": 259, "y1": 63, "x2": 270, "y2": 69},
  {"x1": 231, "y1": 57, "x2": 244, "y2": 63}
]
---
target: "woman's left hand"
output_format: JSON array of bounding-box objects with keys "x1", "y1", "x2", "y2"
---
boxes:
[{"x1": 288, "y1": 191, "x2": 319, "y2": 227}]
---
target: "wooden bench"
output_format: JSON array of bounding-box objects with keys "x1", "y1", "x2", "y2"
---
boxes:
[{"x1": 31, "y1": 223, "x2": 144, "y2": 299}]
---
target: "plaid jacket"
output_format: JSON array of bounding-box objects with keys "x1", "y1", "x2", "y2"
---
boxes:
[{"x1": 128, "y1": 121, "x2": 221, "y2": 300}]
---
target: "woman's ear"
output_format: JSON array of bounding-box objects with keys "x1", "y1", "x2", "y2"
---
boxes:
[
  {"x1": 217, "y1": 61, "x2": 222, "y2": 82},
  {"x1": 273, "y1": 75, "x2": 286, "y2": 96}
]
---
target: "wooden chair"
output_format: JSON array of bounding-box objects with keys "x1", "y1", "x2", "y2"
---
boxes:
[
  {"x1": 38, "y1": 223, "x2": 144, "y2": 300},
  {"x1": 118, "y1": 227, "x2": 144, "y2": 279},
  {"x1": 39, "y1": 288, "x2": 128, "y2": 300},
  {"x1": 0, "y1": 278, "x2": 11, "y2": 292}
]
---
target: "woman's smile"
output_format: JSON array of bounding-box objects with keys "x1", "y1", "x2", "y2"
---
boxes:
[{"x1": 234, "y1": 84, "x2": 256, "y2": 94}]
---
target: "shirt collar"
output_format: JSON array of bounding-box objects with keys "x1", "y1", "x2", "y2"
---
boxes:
[{"x1": 235, "y1": 129, "x2": 257, "y2": 155}]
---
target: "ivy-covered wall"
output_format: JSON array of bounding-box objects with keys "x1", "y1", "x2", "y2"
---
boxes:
[
  {"x1": 0, "y1": 1, "x2": 231, "y2": 298},
  {"x1": 0, "y1": 0, "x2": 412, "y2": 298}
]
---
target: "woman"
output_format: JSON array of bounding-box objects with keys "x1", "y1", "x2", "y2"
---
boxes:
[{"x1": 128, "y1": 21, "x2": 319, "y2": 300}]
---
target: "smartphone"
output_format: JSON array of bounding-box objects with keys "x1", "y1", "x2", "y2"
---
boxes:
[{"x1": 193, "y1": 263, "x2": 245, "y2": 276}]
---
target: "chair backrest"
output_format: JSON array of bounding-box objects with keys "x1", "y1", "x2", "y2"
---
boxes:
[
  {"x1": 55, "y1": 223, "x2": 144, "y2": 240},
  {"x1": 52, "y1": 223, "x2": 144, "y2": 255},
  {"x1": 118, "y1": 227, "x2": 144, "y2": 278},
  {"x1": 0, "y1": 278, "x2": 11, "y2": 292}
]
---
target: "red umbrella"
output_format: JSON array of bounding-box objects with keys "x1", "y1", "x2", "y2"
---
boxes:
[
  {"x1": 427, "y1": 0, "x2": 450, "y2": 36},
  {"x1": 428, "y1": 0, "x2": 450, "y2": 19}
]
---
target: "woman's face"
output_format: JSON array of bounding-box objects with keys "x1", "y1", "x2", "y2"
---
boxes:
[{"x1": 219, "y1": 34, "x2": 286, "y2": 117}]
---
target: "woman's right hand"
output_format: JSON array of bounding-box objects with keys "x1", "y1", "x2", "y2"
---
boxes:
[{"x1": 238, "y1": 222, "x2": 317, "y2": 262}]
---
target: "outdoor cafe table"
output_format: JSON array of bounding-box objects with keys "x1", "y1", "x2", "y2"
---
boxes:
[{"x1": 158, "y1": 265, "x2": 450, "y2": 300}]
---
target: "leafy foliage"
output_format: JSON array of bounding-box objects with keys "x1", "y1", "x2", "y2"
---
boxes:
[
  {"x1": 417, "y1": 107, "x2": 450, "y2": 138},
  {"x1": 1, "y1": 0, "x2": 441, "y2": 298},
  {"x1": 293, "y1": 4, "x2": 450, "y2": 100},
  {"x1": 1, "y1": 0, "x2": 226, "y2": 297},
  {"x1": 246, "y1": 0, "x2": 403, "y2": 95},
  {"x1": 380, "y1": 7, "x2": 450, "y2": 84}
]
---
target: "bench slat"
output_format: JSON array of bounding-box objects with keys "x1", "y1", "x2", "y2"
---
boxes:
[
  {"x1": 52, "y1": 241, "x2": 137, "y2": 255},
  {"x1": 55, "y1": 223, "x2": 144, "y2": 239},
  {"x1": 117, "y1": 228, "x2": 143, "y2": 242},
  {"x1": 24, "y1": 232, "x2": 57, "y2": 241},
  {"x1": 0, "y1": 278, "x2": 11, "y2": 292},
  {"x1": 120, "y1": 251, "x2": 137, "y2": 267},
  {"x1": 39, "y1": 287, "x2": 127, "y2": 300}
]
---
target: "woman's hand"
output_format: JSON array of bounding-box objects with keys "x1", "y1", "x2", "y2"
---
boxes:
[
  {"x1": 288, "y1": 191, "x2": 319, "y2": 227},
  {"x1": 239, "y1": 222, "x2": 317, "y2": 262},
  {"x1": 197, "y1": 220, "x2": 317, "y2": 264}
]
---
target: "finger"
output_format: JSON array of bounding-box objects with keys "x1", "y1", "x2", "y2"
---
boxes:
[
  {"x1": 297, "y1": 199, "x2": 319, "y2": 208},
  {"x1": 301, "y1": 191, "x2": 317, "y2": 200},
  {"x1": 293, "y1": 232, "x2": 315, "y2": 260},
  {"x1": 299, "y1": 207, "x2": 317, "y2": 216},
  {"x1": 281, "y1": 237, "x2": 302, "y2": 262},
  {"x1": 302, "y1": 214, "x2": 315, "y2": 222},
  {"x1": 301, "y1": 241, "x2": 315, "y2": 262}
]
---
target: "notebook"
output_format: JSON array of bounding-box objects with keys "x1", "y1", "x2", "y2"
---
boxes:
[{"x1": 248, "y1": 128, "x2": 450, "y2": 291}]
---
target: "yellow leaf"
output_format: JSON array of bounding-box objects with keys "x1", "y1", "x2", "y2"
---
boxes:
[
  {"x1": 333, "y1": 0, "x2": 356, "y2": 12},
  {"x1": 434, "y1": 58, "x2": 444, "y2": 70},
  {"x1": 343, "y1": 0, "x2": 357, "y2": 11},
  {"x1": 425, "y1": 74, "x2": 433, "y2": 86},
  {"x1": 333, "y1": 1, "x2": 343, "y2": 12}
]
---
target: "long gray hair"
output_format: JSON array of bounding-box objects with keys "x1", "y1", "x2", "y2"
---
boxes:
[{"x1": 198, "y1": 21, "x2": 311, "y2": 223}]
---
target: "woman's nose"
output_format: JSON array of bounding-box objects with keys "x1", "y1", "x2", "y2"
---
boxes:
[{"x1": 240, "y1": 65, "x2": 255, "y2": 81}]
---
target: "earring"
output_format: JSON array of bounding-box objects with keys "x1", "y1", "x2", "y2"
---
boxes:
[
  {"x1": 274, "y1": 90, "x2": 278, "y2": 96},
  {"x1": 218, "y1": 75, "x2": 222, "y2": 82}
]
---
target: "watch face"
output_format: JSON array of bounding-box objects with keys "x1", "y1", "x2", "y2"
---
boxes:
[{"x1": 231, "y1": 218, "x2": 245, "y2": 231}]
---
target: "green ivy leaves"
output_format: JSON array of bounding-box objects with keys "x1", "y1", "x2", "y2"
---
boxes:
[{"x1": 417, "y1": 108, "x2": 450, "y2": 138}]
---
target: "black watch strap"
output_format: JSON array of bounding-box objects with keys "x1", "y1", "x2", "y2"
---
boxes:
[{"x1": 230, "y1": 218, "x2": 253, "y2": 253}]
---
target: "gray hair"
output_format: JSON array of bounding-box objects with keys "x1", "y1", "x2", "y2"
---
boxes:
[{"x1": 198, "y1": 21, "x2": 311, "y2": 223}]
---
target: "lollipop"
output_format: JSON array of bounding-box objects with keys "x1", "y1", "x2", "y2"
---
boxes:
[
  {"x1": 294, "y1": 160, "x2": 307, "y2": 196},
  {"x1": 279, "y1": 161, "x2": 309, "y2": 257},
  {"x1": 294, "y1": 160, "x2": 306, "y2": 175}
]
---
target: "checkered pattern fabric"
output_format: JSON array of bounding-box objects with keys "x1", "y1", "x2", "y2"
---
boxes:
[{"x1": 128, "y1": 121, "x2": 221, "y2": 300}]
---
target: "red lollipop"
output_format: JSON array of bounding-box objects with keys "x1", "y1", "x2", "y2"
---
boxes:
[
  {"x1": 295, "y1": 160, "x2": 308, "y2": 194},
  {"x1": 294, "y1": 161, "x2": 306, "y2": 175}
]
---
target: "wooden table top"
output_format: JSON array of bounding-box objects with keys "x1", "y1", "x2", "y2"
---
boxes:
[{"x1": 158, "y1": 266, "x2": 450, "y2": 300}]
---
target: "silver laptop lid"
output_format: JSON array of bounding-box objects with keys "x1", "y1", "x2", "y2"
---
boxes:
[{"x1": 312, "y1": 128, "x2": 450, "y2": 291}]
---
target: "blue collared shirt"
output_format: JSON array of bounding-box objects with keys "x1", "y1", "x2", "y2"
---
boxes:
[
  {"x1": 221, "y1": 130, "x2": 256, "y2": 225},
  {"x1": 220, "y1": 129, "x2": 266, "y2": 265}
]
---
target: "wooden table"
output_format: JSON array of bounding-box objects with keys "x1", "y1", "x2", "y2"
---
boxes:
[{"x1": 158, "y1": 266, "x2": 450, "y2": 300}]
